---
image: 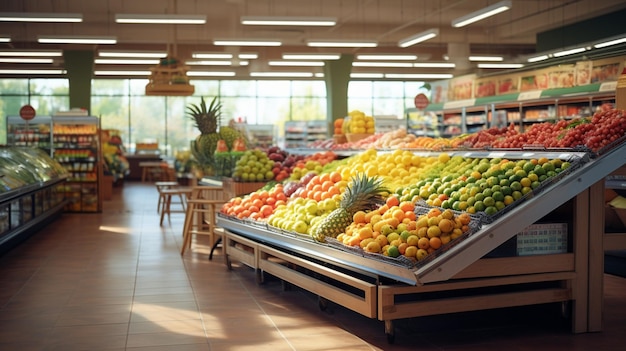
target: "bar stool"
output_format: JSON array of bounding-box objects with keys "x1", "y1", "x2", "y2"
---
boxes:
[
  {"x1": 155, "y1": 181, "x2": 179, "y2": 213},
  {"x1": 181, "y1": 185, "x2": 228, "y2": 259},
  {"x1": 159, "y1": 186, "x2": 192, "y2": 226}
]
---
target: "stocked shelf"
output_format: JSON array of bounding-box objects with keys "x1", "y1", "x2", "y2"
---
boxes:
[
  {"x1": 219, "y1": 140, "x2": 626, "y2": 342},
  {"x1": 284, "y1": 120, "x2": 328, "y2": 148}
]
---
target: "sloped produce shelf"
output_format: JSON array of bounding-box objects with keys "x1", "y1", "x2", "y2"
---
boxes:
[{"x1": 218, "y1": 140, "x2": 626, "y2": 343}]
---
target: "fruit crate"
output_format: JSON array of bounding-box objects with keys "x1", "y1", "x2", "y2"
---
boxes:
[{"x1": 222, "y1": 177, "x2": 267, "y2": 198}]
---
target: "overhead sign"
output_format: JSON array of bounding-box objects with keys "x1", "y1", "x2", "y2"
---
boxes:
[
  {"x1": 414, "y1": 93, "x2": 429, "y2": 109},
  {"x1": 19, "y1": 105, "x2": 36, "y2": 121}
]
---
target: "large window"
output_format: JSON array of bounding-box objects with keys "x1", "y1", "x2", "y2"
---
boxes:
[{"x1": 1, "y1": 78, "x2": 427, "y2": 150}]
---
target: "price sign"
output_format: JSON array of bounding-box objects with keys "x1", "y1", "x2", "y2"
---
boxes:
[
  {"x1": 414, "y1": 93, "x2": 429, "y2": 110},
  {"x1": 19, "y1": 105, "x2": 36, "y2": 121}
]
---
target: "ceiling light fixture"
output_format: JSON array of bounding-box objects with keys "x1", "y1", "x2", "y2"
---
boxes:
[
  {"x1": 250, "y1": 72, "x2": 314, "y2": 78},
  {"x1": 213, "y1": 39, "x2": 281, "y2": 46},
  {"x1": 186, "y1": 60, "x2": 249, "y2": 66},
  {"x1": 451, "y1": 0, "x2": 512, "y2": 28},
  {"x1": 192, "y1": 52, "x2": 233, "y2": 59},
  {"x1": 95, "y1": 70, "x2": 150, "y2": 76},
  {"x1": 306, "y1": 40, "x2": 377, "y2": 48},
  {"x1": 527, "y1": 54, "x2": 550, "y2": 63},
  {"x1": 115, "y1": 14, "x2": 206, "y2": 24},
  {"x1": 356, "y1": 54, "x2": 418, "y2": 60},
  {"x1": 269, "y1": 61, "x2": 325, "y2": 67},
  {"x1": 241, "y1": 16, "x2": 336, "y2": 26},
  {"x1": 552, "y1": 47, "x2": 586, "y2": 57},
  {"x1": 98, "y1": 51, "x2": 167, "y2": 58},
  {"x1": 0, "y1": 69, "x2": 65, "y2": 74},
  {"x1": 0, "y1": 36, "x2": 11, "y2": 43},
  {"x1": 385, "y1": 73, "x2": 454, "y2": 79},
  {"x1": 594, "y1": 36, "x2": 626, "y2": 49},
  {"x1": 351, "y1": 73, "x2": 385, "y2": 79},
  {"x1": 0, "y1": 50, "x2": 62, "y2": 57},
  {"x1": 282, "y1": 53, "x2": 341, "y2": 60},
  {"x1": 95, "y1": 59, "x2": 160, "y2": 65},
  {"x1": 238, "y1": 53, "x2": 258, "y2": 59},
  {"x1": 0, "y1": 12, "x2": 82, "y2": 23},
  {"x1": 398, "y1": 28, "x2": 438, "y2": 48},
  {"x1": 477, "y1": 63, "x2": 524, "y2": 69},
  {"x1": 187, "y1": 71, "x2": 237, "y2": 77},
  {"x1": 38, "y1": 36, "x2": 117, "y2": 44},
  {"x1": 413, "y1": 62, "x2": 456, "y2": 68},
  {"x1": 0, "y1": 58, "x2": 54, "y2": 64},
  {"x1": 468, "y1": 55, "x2": 503, "y2": 61},
  {"x1": 353, "y1": 62, "x2": 413, "y2": 68}
]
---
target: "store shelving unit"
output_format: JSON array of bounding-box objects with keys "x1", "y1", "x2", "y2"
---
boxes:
[
  {"x1": 219, "y1": 141, "x2": 626, "y2": 343},
  {"x1": 6, "y1": 116, "x2": 53, "y2": 156},
  {"x1": 405, "y1": 109, "x2": 439, "y2": 137},
  {"x1": 52, "y1": 116, "x2": 102, "y2": 213},
  {"x1": 284, "y1": 121, "x2": 328, "y2": 148}
]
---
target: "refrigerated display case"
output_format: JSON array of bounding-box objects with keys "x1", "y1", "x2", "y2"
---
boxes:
[
  {"x1": 0, "y1": 146, "x2": 68, "y2": 255},
  {"x1": 218, "y1": 140, "x2": 626, "y2": 343},
  {"x1": 6, "y1": 115, "x2": 53, "y2": 156}
]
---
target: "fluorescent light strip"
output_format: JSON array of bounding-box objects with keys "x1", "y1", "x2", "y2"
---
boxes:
[
  {"x1": 38, "y1": 36, "x2": 117, "y2": 44},
  {"x1": 188, "y1": 71, "x2": 237, "y2": 77},
  {"x1": 385, "y1": 73, "x2": 453, "y2": 79},
  {"x1": 186, "y1": 60, "x2": 249, "y2": 66},
  {"x1": 469, "y1": 56, "x2": 503, "y2": 61},
  {"x1": 282, "y1": 53, "x2": 341, "y2": 60},
  {"x1": 478, "y1": 63, "x2": 524, "y2": 69},
  {"x1": 95, "y1": 59, "x2": 160, "y2": 65},
  {"x1": 356, "y1": 54, "x2": 417, "y2": 60},
  {"x1": 269, "y1": 61, "x2": 325, "y2": 67},
  {"x1": 306, "y1": 40, "x2": 377, "y2": 48},
  {"x1": 413, "y1": 62, "x2": 456, "y2": 68},
  {"x1": 214, "y1": 40, "x2": 281, "y2": 46},
  {"x1": 451, "y1": 0, "x2": 512, "y2": 28},
  {"x1": 398, "y1": 28, "x2": 438, "y2": 48},
  {"x1": 239, "y1": 53, "x2": 258, "y2": 59},
  {"x1": 192, "y1": 53, "x2": 233, "y2": 59},
  {"x1": 351, "y1": 73, "x2": 385, "y2": 79},
  {"x1": 241, "y1": 16, "x2": 336, "y2": 26},
  {"x1": 115, "y1": 14, "x2": 206, "y2": 24},
  {"x1": 552, "y1": 47, "x2": 586, "y2": 57},
  {"x1": 0, "y1": 58, "x2": 54, "y2": 64},
  {"x1": 250, "y1": 72, "x2": 314, "y2": 78},
  {"x1": 527, "y1": 54, "x2": 550, "y2": 63},
  {"x1": 0, "y1": 69, "x2": 65, "y2": 74},
  {"x1": 314, "y1": 73, "x2": 325, "y2": 78},
  {"x1": 0, "y1": 50, "x2": 62, "y2": 57},
  {"x1": 353, "y1": 62, "x2": 413, "y2": 68},
  {"x1": 594, "y1": 37, "x2": 626, "y2": 49},
  {"x1": 94, "y1": 70, "x2": 150, "y2": 76},
  {"x1": 99, "y1": 51, "x2": 167, "y2": 58},
  {"x1": 0, "y1": 12, "x2": 82, "y2": 23},
  {"x1": 0, "y1": 36, "x2": 11, "y2": 43}
]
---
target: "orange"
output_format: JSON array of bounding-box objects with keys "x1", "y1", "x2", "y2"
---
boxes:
[
  {"x1": 417, "y1": 237, "x2": 430, "y2": 250},
  {"x1": 427, "y1": 208, "x2": 442, "y2": 218},
  {"x1": 391, "y1": 209, "x2": 405, "y2": 222},
  {"x1": 386, "y1": 195, "x2": 400, "y2": 208},
  {"x1": 329, "y1": 171, "x2": 342, "y2": 183},
  {"x1": 438, "y1": 218, "x2": 454, "y2": 233},
  {"x1": 358, "y1": 226, "x2": 374, "y2": 240},
  {"x1": 404, "y1": 211, "x2": 416, "y2": 221},
  {"x1": 399, "y1": 201, "x2": 414, "y2": 212},
  {"x1": 429, "y1": 236, "x2": 442, "y2": 249},
  {"x1": 457, "y1": 213, "x2": 471, "y2": 225}
]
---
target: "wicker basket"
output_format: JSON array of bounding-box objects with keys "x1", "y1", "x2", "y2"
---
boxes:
[
  {"x1": 346, "y1": 133, "x2": 371, "y2": 143},
  {"x1": 333, "y1": 134, "x2": 347, "y2": 144}
]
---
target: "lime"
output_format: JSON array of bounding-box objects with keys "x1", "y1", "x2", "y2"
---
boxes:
[
  {"x1": 523, "y1": 162, "x2": 535, "y2": 174},
  {"x1": 512, "y1": 190, "x2": 523, "y2": 200},
  {"x1": 531, "y1": 181, "x2": 541, "y2": 189},
  {"x1": 561, "y1": 161, "x2": 571, "y2": 170},
  {"x1": 484, "y1": 206, "x2": 498, "y2": 215},
  {"x1": 483, "y1": 196, "x2": 495, "y2": 207},
  {"x1": 474, "y1": 200, "x2": 486, "y2": 212},
  {"x1": 482, "y1": 188, "x2": 493, "y2": 198},
  {"x1": 467, "y1": 196, "x2": 476, "y2": 206},
  {"x1": 499, "y1": 179, "x2": 510, "y2": 187},
  {"x1": 504, "y1": 195, "x2": 515, "y2": 205},
  {"x1": 495, "y1": 201, "x2": 506, "y2": 211},
  {"x1": 534, "y1": 165, "x2": 546, "y2": 176},
  {"x1": 542, "y1": 162, "x2": 555, "y2": 172},
  {"x1": 522, "y1": 186, "x2": 532, "y2": 195},
  {"x1": 501, "y1": 185, "x2": 512, "y2": 196},
  {"x1": 515, "y1": 170, "x2": 527, "y2": 178},
  {"x1": 491, "y1": 185, "x2": 502, "y2": 193},
  {"x1": 510, "y1": 181, "x2": 522, "y2": 192},
  {"x1": 492, "y1": 191, "x2": 504, "y2": 202},
  {"x1": 387, "y1": 245, "x2": 400, "y2": 258},
  {"x1": 475, "y1": 193, "x2": 485, "y2": 202}
]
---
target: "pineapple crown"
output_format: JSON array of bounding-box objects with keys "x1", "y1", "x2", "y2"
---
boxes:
[
  {"x1": 341, "y1": 173, "x2": 388, "y2": 214},
  {"x1": 186, "y1": 96, "x2": 222, "y2": 134}
]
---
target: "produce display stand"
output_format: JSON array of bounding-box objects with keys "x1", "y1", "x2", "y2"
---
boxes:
[{"x1": 218, "y1": 141, "x2": 626, "y2": 343}]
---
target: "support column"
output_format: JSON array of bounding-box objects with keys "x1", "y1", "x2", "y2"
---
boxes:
[
  {"x1": 63, "y1": 50, "x2": 94, "y2": 112},
  {"x1": 324, "y1": 54, "x2": 353, "y2": 131}
]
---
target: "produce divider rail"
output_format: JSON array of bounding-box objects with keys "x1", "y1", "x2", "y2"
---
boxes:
[{"x1": 218, "y1": 140, "x2": 626, "y2": 343}]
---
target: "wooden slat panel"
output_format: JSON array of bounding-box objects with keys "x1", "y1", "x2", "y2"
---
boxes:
[{"x1": 452, "y1": 254, "x2": 575, "y2": 279}]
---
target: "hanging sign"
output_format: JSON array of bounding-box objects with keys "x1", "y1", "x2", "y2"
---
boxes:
[
  {"x1": 414, "y1": 93, "x2": 429, "y2": 110},
  {"x1": 19, "y1": 105, "x2": 36, "y2": 121}
]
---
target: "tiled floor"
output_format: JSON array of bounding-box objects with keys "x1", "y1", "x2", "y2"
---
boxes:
[{"x1": 1, "y1": 181, "x2": 625, "y2": 351}]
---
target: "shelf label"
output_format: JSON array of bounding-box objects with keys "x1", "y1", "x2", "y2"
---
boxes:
[
  {"x1": 599, "y1": 81, "x2": 617, "y2": 92},
  {"x1": 517, "y1": 90, "x2": 542, "y2": 101},
  {"x1": 443, "y1": 99, "x2": 475, "y2": 109}
]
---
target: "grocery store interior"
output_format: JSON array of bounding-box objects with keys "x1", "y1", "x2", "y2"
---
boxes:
[{"x1": 2, "y1": 0, "x2": 626, "y2": 350}]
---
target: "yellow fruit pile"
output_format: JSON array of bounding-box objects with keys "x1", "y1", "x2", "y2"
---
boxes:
[{"x1": 343, "y1": 110, "x2": 375, "y2": 134}]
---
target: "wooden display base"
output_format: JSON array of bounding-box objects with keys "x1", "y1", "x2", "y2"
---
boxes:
[{"x1": 145, "y1": 83, "x2": 194, "y2": 96}]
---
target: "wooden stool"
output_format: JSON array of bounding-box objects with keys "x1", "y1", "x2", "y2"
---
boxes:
[
  {"x1": 155, "y1": 181, "x2": 179, "y2": 213},
  {"x1": 140, "y1": 161, "x2": 167, "y2": 182},
  {"x1": 159, "y1": 187, "x2": 192, "y2": 226},
  {"x1": 181, "y1": 186, "x2": 227, "y2": 258}
]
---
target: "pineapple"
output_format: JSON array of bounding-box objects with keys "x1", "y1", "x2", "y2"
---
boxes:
[
  {"x1": 186, "y1": 97, "x2": 222, "y2": 169},
  {"x1": 312, "y1": 174, "x2": 388, "y2": 243}
]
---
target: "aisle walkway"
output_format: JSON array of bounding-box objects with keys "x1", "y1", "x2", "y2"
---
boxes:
[{"x1": 0, "y1": 182, "x2": 625, "y2": 351}]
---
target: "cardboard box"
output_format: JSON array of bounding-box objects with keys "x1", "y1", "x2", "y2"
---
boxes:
[{"x1": 516, "y1": 223, "x2": 568, "y2": 256}]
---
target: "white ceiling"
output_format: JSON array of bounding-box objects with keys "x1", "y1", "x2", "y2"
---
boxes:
[{"x1": 1, "y1": 0, "x2": 625, "y2": 78}]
